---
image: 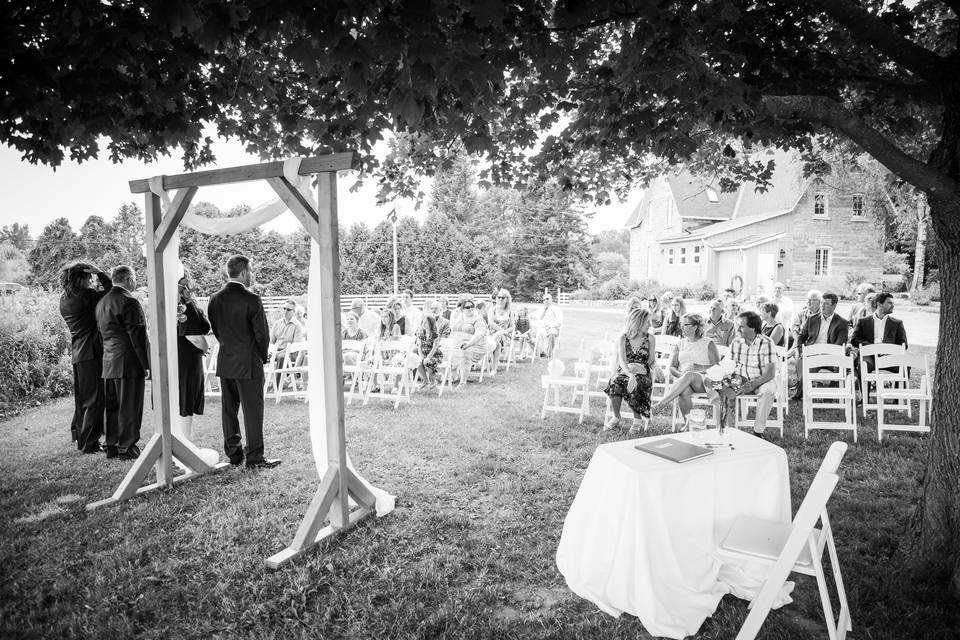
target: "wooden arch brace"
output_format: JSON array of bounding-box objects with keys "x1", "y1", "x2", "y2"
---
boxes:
[{"x1": 87, "y1": 153, "x2": 381, "y2": 573}]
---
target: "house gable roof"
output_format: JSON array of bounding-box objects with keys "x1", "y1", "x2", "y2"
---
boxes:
[{"x1": 625, "y1": 148, "x2": 808, "y2": 230}]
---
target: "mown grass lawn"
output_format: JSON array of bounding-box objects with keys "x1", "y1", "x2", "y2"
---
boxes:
[{"x1": 1, "y1": 350, "x2": 956, "y2": 639}]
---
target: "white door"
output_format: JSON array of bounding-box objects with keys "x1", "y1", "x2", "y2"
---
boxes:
[{"x1": 757, "y1": 253, "x2": 776, "y2": 291}]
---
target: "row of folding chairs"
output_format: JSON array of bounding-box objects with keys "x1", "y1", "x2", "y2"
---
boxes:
[
  {"x1": 203, "y1": 340, "x2": 311, "y2": 404},
  {"x1": 540, "y1": 336, "x2": 931, "y2": 442}
]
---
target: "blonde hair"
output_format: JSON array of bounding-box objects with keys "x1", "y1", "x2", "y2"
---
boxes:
[{"x1": 625, "y1": 308, "x2": 651, "y2": 339}]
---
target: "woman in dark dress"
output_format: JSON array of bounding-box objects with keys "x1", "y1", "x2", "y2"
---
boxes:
[
  {"x1": 760, "y1": 302, "x2": 786, "y2": 347},
  {"x1": 174, "y1": 270, "x2": 219, "y2": 467},
  {"x1": 604, "y1": 307, "x2": 658, "y2": 432}
]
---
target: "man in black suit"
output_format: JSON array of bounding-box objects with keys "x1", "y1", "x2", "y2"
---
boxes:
[
  {"x1": 207, "y1": 255, "x2": 280, "y2": 470},
  {"x1": 790, "y1": 292, "x2": 848, "y2": 400},
  {"x1": 59, "y1": 261, "x2": 112, "y2": 452},
  {"x1": 850, "y1": 292, "x2": 908, "y2": 374},
  {"x1": 95, "y1": 265, "x2": 150, "y2": 460}
]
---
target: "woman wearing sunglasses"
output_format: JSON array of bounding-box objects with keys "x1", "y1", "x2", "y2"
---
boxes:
[
  {"x1": 488, "y1": 289, "x2": 515, "y2": 370},
  {"x1": 449, "y1": 295, "x2": 488, "y2": 387}
]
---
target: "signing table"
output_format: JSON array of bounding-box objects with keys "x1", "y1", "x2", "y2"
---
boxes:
[{"x1": 556, "y1": 428, "x2": 792, "y2": 639}]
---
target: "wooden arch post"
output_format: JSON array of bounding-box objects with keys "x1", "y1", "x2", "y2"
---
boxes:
[{"x1": 85, "y1": 154, "x2": 380, "y2": 569}]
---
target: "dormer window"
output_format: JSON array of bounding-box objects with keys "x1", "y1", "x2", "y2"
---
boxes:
[
  {"x1": 813, "y1": 193, "x2": 828, "y2": 217},
  {"x1": 852, "y1": 194, "x2": 865, "y2": 218},
  {"x1": 705, "y1": 187, "x2": 719, "y2": 203}
]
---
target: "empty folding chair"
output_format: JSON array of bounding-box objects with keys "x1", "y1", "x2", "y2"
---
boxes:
[
  {"x1": 718, "y1": 441, "x2": 851, "y2": 640},
  {"x1": 858, "y1": 343, "x2": 906, "y2": 417},
  {"x1": 274, "y1": 341, "x2": 309, "y2": 403},
  {"x1": 802, "y1": 353, "x2": 858, "y2": 442},
  {"x1": 540, "y1": 360, "x2": 592, "y2": 423},
  {"x1": 874, "y1": 352, "x2": 932, "y2": 442}
]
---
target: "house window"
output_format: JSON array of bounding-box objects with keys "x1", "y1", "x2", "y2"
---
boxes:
[
  {"x1": 694, "y1": 245, "x2": 701, "y2": 263},
  {"x1": 680, "y1": 247, "x2": 686, "y2": 264},
  {"x1": 668, "y1": 248, "x2": 674, "y2": 265},
  {"x1": 813, "y1": 193, "x2": 827, "y2": 217},
  {"x1": 705, "y1": 187, "x2": 719, "y2": 203},
  {"x1": 852, "y1": 194, "x2": 865, "y2": 218},
  {"x1": 814, "y1": 247, "x2": 831, "y2": 276}
]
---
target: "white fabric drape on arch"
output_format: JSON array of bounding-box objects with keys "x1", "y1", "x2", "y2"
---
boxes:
[{"x1": 149, "y1": 158, "x2": 394, "y2": 516}]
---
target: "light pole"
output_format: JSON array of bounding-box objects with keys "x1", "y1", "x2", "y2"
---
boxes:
[{"x1": 388, "y1": 208, "x2": 398, "y2": 295}]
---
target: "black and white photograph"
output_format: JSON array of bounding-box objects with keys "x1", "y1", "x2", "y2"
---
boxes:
[{"x1": 0, "y1": 2, "x2": 957, "y2": 638}]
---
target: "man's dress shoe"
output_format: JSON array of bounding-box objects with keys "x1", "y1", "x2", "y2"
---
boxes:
[
  {"x1": 245, "y1": 458, "x2": 282, "y2": 470},
  {"x1": 118, "y1": 445, "x2": 141, "y2": 460}
]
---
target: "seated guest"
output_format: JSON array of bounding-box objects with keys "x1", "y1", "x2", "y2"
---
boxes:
[
  {"x1": 652, "y1": 313, "x2": 720, "y2": 420},
  {"x1": 377, "y1": 308, "x2": 402, "y2": 341},
  {"x1": 351, "y1": 299, "x2": 381, "y2": 338},
  {"x1": 723, "y1": 297, "x2": 741, "y2": 324},
  {"x1": 603, "y1": 308, "x2": 657, "y2": 432},
  {"x1": 488, "y1": 288, "x2": 515, "y2": 367},
  {"x1": 514, "y1": 306, "x2": 533, "y2": 357},
  {"x1": 536, "y1": 292, "x2": 563, "y2": 357},
  {"x1": 848, "y1": 282, "x2": 876, "y2": 327},
  {"x1": 400, "y1": 288, "x2": 421, "y2": 336},
  {"x1": 790, "y1": 289, "x2": 822, "y2": 347},
  {"x1": 449, "y1": 295, "x2": 488, "y2": 386},
  {"x1": 416, "y1": 314, "x2": 442, "y2": 388},
  {"x1": 626, "y1": 296, "x2": 643, "y2": 314},
  {"x1": 647, "y1": 295, "x2": 664, "y2": 331},
  {"x1": 760, "y1": 302, "x2": 786, "y2": 347},
  {"x1": 661, "y1": 296, "x2": 686, "y2": 337},
  {"x1": 428, "y1": 299, "x2": 451, "y2": 338},
  {"x1": 451, "y1": 293, "x2": 471, "y2": 325},
  {"x1": 770, "y1": 281, "x2": 794, "y2": 328},
  {"x1": 341, "y1": 312, "x2": 367, "y2": 367},
  {"x1": 850, "y1": 292, "x2": 908, "y2": 373},
  {"x1": 712, "y1": 311, "x2": 778, "y2": 437},
  {"x1": 271, "y1": 298, "x2": 305, "y2": 371},
  {"x1": 438, "y1": 295, "x2": 452, "y2": 320},
  {"x1": 790, "y1": 291, "x2": 846, "y2": 399},
  {"x1": 704, "y1": 298, "x2": 736, "y2": 346}
]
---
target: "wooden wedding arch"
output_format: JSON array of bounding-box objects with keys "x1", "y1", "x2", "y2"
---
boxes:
[{"x1": 85, "y1": 153, "x2": 385, "y2": 569}]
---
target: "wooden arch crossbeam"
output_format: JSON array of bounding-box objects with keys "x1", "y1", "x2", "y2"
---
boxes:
[{"x1": 86, "y1": 152, "x2": 379, "y2": 569}]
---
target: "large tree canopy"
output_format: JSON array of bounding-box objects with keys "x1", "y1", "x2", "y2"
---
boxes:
[{"x1": 4, "y1": 0, "x2": 960, "y2": 593}]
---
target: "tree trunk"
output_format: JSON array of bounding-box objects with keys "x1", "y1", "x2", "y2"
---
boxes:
[
  {"x1": 912, "y1": 195, "x2": 928, "y2": 291},
  {"x1": 920, "y1": 197, "x2": 960, "y2": 597}
]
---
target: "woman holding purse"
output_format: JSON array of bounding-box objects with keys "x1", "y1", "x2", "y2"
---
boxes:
[{"x1": 175, "y1": 267, "x2": 219, "y2": 467}]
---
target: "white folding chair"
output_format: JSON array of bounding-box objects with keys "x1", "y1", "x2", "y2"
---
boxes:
[
  {"x1": 649, "y1": 335, "x2": 678, "y2": 405},
  {"x1": 803, "y1": 343, "x2": 848, "y2": 358},
  {"x1": 874, "y1": 352, "x2": 932, "y2": 442},
  {"x1": 363, "y1": 335, "x2": 416, "y2": 409},
  {"x1": 775, "y1": 345, "x2": 789, "y2": 415},
  {"x1": 541, "y1": 360, "x2": 592, "y2": 424},
  {"x1": 342, "y1": 339, "x2": 368, "y2": 405},
  {"x1": 202, "y1": 340, "x2": 220, "y2": 398},
  {"x1": 274, "y1": 341, "x2": 309, "y2": 403},
  {"x1": 719, "y1": 441, "x2": 851, "y2": 640},
  {"x1": 858, "y1": 343, "x2": 906, "y2": 417},
  {"x1": 802, "y1": 353, "x2": 858, "y2": 442},
  {"x1": 436, "y1": 337, "x2": 462, "y2": 396}
]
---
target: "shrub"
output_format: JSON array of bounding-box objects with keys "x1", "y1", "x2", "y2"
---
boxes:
[
  {"x1": 597, "y1": 275, "x2": 631, "y2": 300},
  {"x1": 626, "y1": 278, "x2": 664, "y2": 299},
  {"x1": 844, "y1": 273, "x2": 871, "y2": 293},
  {"x1": 683, "y1": 281, "x2": 717, "y2": 301},
  {"x1": 882, "y1": 251, "x2": 911, "y2": 275},
  {"x1": 911, "y1": 283, "x2": 940, "y2": 306},
  {"x1": 0, "y1": 291, "x2": 72, "y2": 409}
]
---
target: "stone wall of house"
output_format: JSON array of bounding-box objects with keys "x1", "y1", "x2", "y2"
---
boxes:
[{"x1": 786, "y1": 185, "x2": 884, "y2": 295}]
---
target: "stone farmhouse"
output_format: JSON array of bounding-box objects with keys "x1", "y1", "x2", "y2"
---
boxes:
[{"x1": 626, "y1": 150, "x2": 885, "y2": 295}]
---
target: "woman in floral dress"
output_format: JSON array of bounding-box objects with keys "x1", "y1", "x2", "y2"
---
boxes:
[{"x1": 604, "y1": 307, "x2": 658, "y2": 432}]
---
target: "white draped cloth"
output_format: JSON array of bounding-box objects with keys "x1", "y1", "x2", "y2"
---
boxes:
[
  {"x1": 556, "y1": 429, "x2": 792, "y2": 639},
  {"x1": 150, "y1": 158, "x2": 394, "y2": 516}
]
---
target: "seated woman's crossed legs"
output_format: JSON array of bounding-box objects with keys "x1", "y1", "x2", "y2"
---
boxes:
[{"x1": 652, "y1": 370, "x2": 708, "y2": 417}]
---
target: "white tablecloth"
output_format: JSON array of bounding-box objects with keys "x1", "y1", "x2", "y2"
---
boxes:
[{"x1": 556, "y1": 428, "x2": 792, "y2": 639}]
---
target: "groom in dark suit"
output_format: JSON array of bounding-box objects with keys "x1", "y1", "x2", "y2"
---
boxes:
[
  {"x1": 207, "y1": 255, "x2": 280, "y2": 470},
  {"x1": 96, "y1": 265, "x2": 150, "y2": 460},
  {"x1": 850, "y1": 292, "x2": 908, "y2": 373},
  {"x1": 791, "y1": 292, "x2": 848, "y2": 399}
]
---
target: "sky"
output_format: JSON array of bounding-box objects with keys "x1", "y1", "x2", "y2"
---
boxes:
[{"x1": 0, "y1": 135, "x2": 638, "y2": 239}]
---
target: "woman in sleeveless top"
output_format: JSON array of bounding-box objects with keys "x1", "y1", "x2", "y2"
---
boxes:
[
  {"x1": 488, "y1": 288, "x2": 515, "y2": 369},
  {"x1": 760, "y1": 302, "x2": 786, "y2": 347},
  {"x1": 604, "y1": 308, "x2": 658, "y2": 432},
  {"x1": 652, "y1": 313, "x2": 720, "y2": 421},
  {"x1": 449, "y1": 295, "x2": 487, "y2": 386}
]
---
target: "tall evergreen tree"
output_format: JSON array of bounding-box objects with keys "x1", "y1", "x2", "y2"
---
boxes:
[{"x1": 27, "y1": 218, "x2": 81, "y2": 287}]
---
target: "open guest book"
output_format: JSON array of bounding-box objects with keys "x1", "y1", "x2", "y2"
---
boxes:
[{"x1": 635, "y1": 438, "x2": 714, "y2": 463}]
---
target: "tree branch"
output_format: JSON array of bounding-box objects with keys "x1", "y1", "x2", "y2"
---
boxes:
[
  {"x1": 785, "y1": 0, "x2": 946, "y2": 81},
  {"x1": 546, "y1": 11, "x2": 641, "y2": 32},
  {"x1": 761, "y1": 95, "x2": 957, "y2": 199}
]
